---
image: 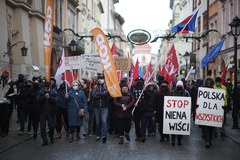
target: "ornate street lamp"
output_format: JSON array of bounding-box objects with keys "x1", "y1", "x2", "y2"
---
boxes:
[
  {"x1": 68, "y1": 39, "x2": 78, "y2": 52},
  {"x1": 229, "y1": 16, "x2": 240, "y2": 129},
  {"x1": 183, "y1": 51, "x2": 190, "y2": 76}
]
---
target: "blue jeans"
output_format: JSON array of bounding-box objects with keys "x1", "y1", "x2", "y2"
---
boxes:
[{"x1": 94, "y1": 108, "x2": 108, "y2": 137}]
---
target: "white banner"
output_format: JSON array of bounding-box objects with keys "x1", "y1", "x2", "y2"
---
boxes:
[
  {"x1": 81, "y1": 54, "x2": 103, "y2": 73},
  {"x1": 163, "y1": 96, "x2": 191, "y2": 135},
  {"x1": 64, "y1": 56, "x2": 81, "y2": 70},
  {"x1": 195, "y1": 87, "x2": 225, "y2": 127}
]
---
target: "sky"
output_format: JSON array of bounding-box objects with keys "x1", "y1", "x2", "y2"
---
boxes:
[{"x1": 115, "y1": 0, "x2": 172, "y2": 53}]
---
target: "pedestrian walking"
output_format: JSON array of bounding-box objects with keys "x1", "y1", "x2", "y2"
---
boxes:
[
  {"x1": 156, "y1": 80, "x2": 170, "y2": 142},
  {"x1": 131, "y1": 77, "x2": 148, "y2": 142},
  {"x1": 0, "y1": 70, "x2": 15, "y2": 137},
  {"x1": 170, "y1": 80, "x2": 190, "y2": 146},
  {"x1": 113, "y1": 83, "x2": 135, "y2": 144},
  {"x1": 213, "y1": 77, "x2": 228, "y2": 137},
  {"x1": 37, "y1": 82, "x2": 58, "y2": 146},
  {"x1": 55, "y1": 80, "x2": 70, "y2": 139},
  {"x1": 92, "y1": 74, "x2": 109, "y2": 143},
  {"x1": 65, "y1": 81, "x2": 88, "y2": 142}
]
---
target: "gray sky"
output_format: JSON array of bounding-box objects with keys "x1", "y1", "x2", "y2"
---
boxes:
[{"x1": 115, "y1": 0, "x2": 172, "y2": 53}]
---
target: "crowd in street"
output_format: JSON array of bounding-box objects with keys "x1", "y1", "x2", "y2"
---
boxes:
[{"x1": 0, "y1": 70, "x2": 239, "y2": 148}]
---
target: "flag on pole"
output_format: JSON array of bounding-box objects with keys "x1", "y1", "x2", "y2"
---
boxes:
[
  {"x1": 144, "y1": 61, "x2": 153, "y2": 83},
  {"x1": 221, "y1": 63, "x2": 229, "y2": 86},
  {"x1": 128, "y1": 63, "x2": 134, "y2": 88},
  {"x1": 133, "y1": 58, "x2": 139, "y2": 80},
  {"x1": 64, "y1": 70, "x2": 74, "y2": 85},
  {"x1": 55, "y1": 50, "x2": 65, "y2": 88},
  {"x1": 201, "y1": 39, "x2": 225, "y2": 68},
  {"x1": 91, "y1": 28, "x2": 122, "y2": 97},
  {"x1": 138, "y1": 67, "x2": 143, "y2": 78},
  {"x1": 111, "y1": 42, "x2": 118, "y2": 57},
  {"x1": 161, "y1": 45, "x2": 179, "y2": 84},
  {"x1": 172, "y1": 7, "x2": 200, "y2": 34}
]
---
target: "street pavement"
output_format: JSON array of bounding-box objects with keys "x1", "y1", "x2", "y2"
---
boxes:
[{"x1": 0, "y1": 109, "x2": 240, "y2": 160}]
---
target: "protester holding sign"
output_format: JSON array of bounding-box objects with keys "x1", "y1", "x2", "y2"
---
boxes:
[
  {"x1": 170, "y1": 80, "x2": 190, "y2": 146},
  {"x1": 213, "y1": 77, "x2": 228, "y2": 138},
  {"x1": 196, "y1": 77, "x2": 215, "y2": 148},
  {"x1": 156, "y1": 80, "x2": 170, "y2": 142}
]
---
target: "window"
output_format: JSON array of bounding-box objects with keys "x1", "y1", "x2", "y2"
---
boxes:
[{"x1": 67, "y1": 8, "x2": 75, "y2": 30}]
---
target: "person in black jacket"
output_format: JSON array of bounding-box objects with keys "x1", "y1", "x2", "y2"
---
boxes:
[
  {"x1": 113, "y1": 83, "x2": 135, "y2": 144},
  {"x1": 37, "y1": 81, "x2": 58, "y2": 146},
  {"x1": 170, "y1": 80, "x2": 190, "y2": 146},
  {"x1": 131, "y1": 77, "x2": 148, "y2": 142},
  {"x1": 145, "y1": 82, "x2": 158, "y2": 137},
  {"x1": 55, "y1": 80, "x2": 70, "y2": 139},
  {"x1": 29, "y1": 79, "x2": 41, "y2": 139},
  {"x1": 92, "y1": 74, "x2": 109, "y2": 143},
  {"x1": 156, "y1": 80, "x2": 171, "y2": 142}
]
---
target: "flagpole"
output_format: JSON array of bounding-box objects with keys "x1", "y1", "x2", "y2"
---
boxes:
[{"x1": 132, "y1": 7, "x2": 201, "y2": 115}]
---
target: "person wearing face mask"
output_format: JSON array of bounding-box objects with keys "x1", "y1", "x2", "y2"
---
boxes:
[
  {"x1": 170, "y1": 80, "x2": 190, "y2": 146},
  {"x1": 213, "y1": 77, "x2": 228, "y2": 137},
  {"x1": 198, "y1": 77, "x2": 215, "y2": 148},
  {"x1": 15, "y1": 74, "x2": 27, "y2": 127},
  {"x1": 156, "y1": 80, "x2": 170, "y2": 142},
  {"x1": 29, "y1": 79, "x2": 41, "y2": 138},
  {"x1": 92, "y1": 74, "x2": 109, "y2": 143},
  {"x1": 0, "y1": 70, "x2": 15, "y2": 137},
  {"x1": 113, "y1": 84, "x2": 135, "y2": 144},
  {"x1": 21, "y1": 80, "x2": 33, "y2": 135},
  {"x1": 55, "y1": 80, "x2": 70, "y2": 139},
  {"x1": 65, "y1": 81, "x2": 88, "y2": 142},
  {"x1": 131, "y1": 77, "x2": 148, "y2": 142}
]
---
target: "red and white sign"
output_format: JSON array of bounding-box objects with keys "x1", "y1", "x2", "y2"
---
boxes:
[
  {"x1": 163, "y1": 96, "x2": 191, "y2": 135},
  {"x1": 195, "y1": 87, "x2": 225, "y2": 127}
]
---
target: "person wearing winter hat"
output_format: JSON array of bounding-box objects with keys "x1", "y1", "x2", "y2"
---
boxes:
[
  {"x1": 113, "y1": 83, "x2": 135, "y2": 144},
  {"x1": 0, "y1": 70, "x2": 15, "y2": 137},
  {"x1": 170, "y1": 80, "x2": 190, "y2": 146},
  {"x1": 156, "y1": 80, "x2": 170, "y2": 142}
]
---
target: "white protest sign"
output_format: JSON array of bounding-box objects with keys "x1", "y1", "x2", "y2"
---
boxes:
[
  {"x1": 65, "y1": 56, "x2": 81, "y2": 70},
  {"x1": 195, "y1": 87, "x2": 225, "y2": 127},
  {"x1": 81, "y1": 54, "x2": 103, "y2": 73},
  {"x1": 163, "y1": 96, "x2": 191, "y2": 135}
]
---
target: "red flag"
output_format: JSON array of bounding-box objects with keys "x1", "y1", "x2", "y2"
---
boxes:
[
  {"x1": 64, "y1": 70, "x2": 74, "y2": 85},
  {"x1": 111, "y1": 42, "x2": 118, "y2": 57},
  {"x1": 144, "y1": 62, "x2": 153, "y2": 83},
  {"x1": 221, "y1": 64, "x2": 229, "y2": 86},
  {"x1": 161, "y1": 45, "x2": 179, "y2": 84},
  {"x1": 133, "y1": 58, "x2": 139, "y2": 81}
]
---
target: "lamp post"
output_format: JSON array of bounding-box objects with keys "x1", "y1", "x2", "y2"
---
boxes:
[
  {"x1": 3, "y1": 39, "x2": 28, "y2": 77},
  {"x1": 229, "y1": 16, "x2": 240, "y2": 129},
  {"x1": 183, "y1": 51, "x2": 190, "y2": 77}
]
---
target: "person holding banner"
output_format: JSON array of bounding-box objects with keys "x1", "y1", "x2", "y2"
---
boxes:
[
  {"x1": 170, "y1": 80, "x2": 190, "y2": 146},
  {"x1": 213, "y1": 77, "x2": 228, "y2": 138},
  {"x1": 92, "y1": 74, "x2": 110, "y2": 143},
  {"x1": 131, "y1": 77, "x2": 148, "y2": 142},
  {"x1": 199, "y1": 77, "x2": 215, "y2": 148},
  {"x1": 156, "y1": 80, "x2": 170, "y2": 142},
  {"x1": 113, "y1": 83, "x2": 135, "y2": 144}
]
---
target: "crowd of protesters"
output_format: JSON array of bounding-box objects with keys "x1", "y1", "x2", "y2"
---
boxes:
[{"x1": 0, "y1": 69, "x2": 239, "y2": 148}]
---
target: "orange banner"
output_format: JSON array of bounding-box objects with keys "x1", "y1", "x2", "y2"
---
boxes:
[
  {"x1": 91, "y1": 28, "x2": 122, "y2": 97},
  {"x1": 43, "y1": 0, "x2": 53, "y2": 80}
]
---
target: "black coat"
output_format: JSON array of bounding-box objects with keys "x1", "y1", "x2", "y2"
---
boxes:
[{"x1": 113, "y1": 92, "x2": 135, "y2": 119}]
